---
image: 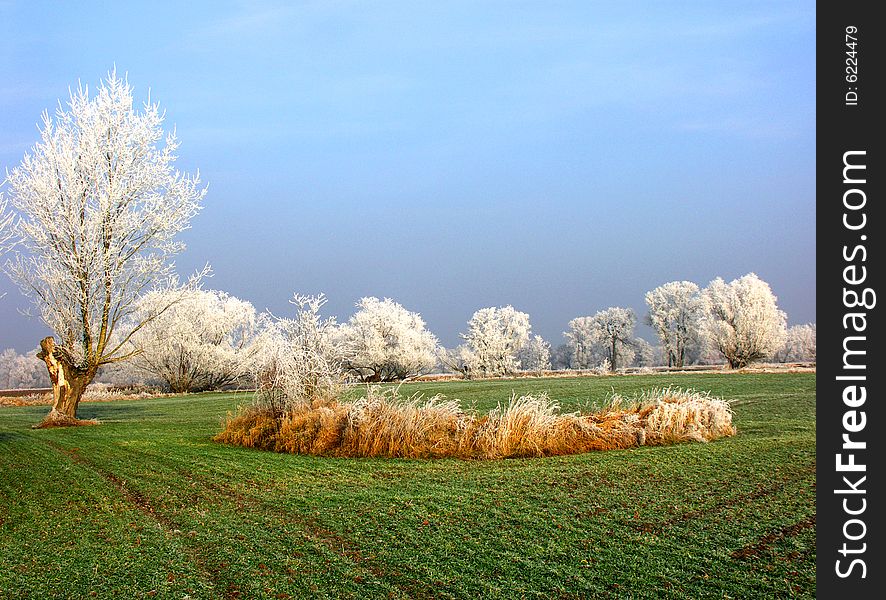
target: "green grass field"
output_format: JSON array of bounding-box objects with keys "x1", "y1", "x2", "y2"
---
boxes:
[{"x1": 0, "y1": 373, "x2": 815, "y2": 599}]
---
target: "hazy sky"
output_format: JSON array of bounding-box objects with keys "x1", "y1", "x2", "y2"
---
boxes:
[{"x1": 0, "y1": 1, "x2": 815, "y2": 352}]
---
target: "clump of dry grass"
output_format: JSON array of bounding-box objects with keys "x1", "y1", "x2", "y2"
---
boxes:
[
  {"x1": 215, "y1": 386, "x2": 735, "y2": 459},
  {"x1": 342, "y1": 393, "x2": 464, "y2": 458},
  {"x1": 213, "y1": 404, "x2": 282, "y2": 449},
  {"x1": 633, "y1": 387, "x2": 737, "y2": 445},
  {"x1": 466, "y1": 394, "x2": 634, "y2": 458}
]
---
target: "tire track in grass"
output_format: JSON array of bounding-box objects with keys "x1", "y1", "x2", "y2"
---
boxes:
[
  {"x1": 113, "y1": 443, "x2": 426, "y2": 598},
  {"x1": 39, "y1": 439, "x2": 234, "y2": 599},
  {"x1": 631, "y1": 462, "x2": 815, "y2": 534},
  {"x1": 730, "y1": 515, "x2": 816, "y2": 560},
  {"x1": 78, "y1": 440, "x2": 416, "y2": 598}
]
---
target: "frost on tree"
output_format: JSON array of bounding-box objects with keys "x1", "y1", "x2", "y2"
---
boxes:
[
  {"x1": 773, "y1": 323, "x2": 816, "y2": 363},
  {"x1": 632, "y1": 338, "x2": 656, "y2": 368},
  {"x1": 458, "y1": 306, "x2": 531, "y2": 378},
  {"x1": 564, "y1": 317, "x2": 599, "y2": 370},
  {"x1": 126, "y1": 289, "x2": 258, "y2": 392},
  {"x1": 645, "y1": 281, "x2": 707, "y2": 368},
  {"x1": 518, "y1": 335, "x2": 551, "y2": 373},
  {"x1": 549, "y1": 343, "x2": 573, "y2": 370},
  {"x1": 566, "y1": 307, "x2": 637, "y2": 372},
  {"x1": 2, "y1": 71, "x2": 206, "y2": 426},
  {"x1": 336, "y1": 297, "x2": 439, "y2": 382},
  {"x1": 0, "y1": 193, "x2": 13, "y2": 253},
  {"x1": 0, "y1": 193, "x2": 13, "y2": 301},
  {"x1": 702, "y1": 273, "x2": 787, "y2": 369},
  {"x1": 249, "y1": 294, "x2": 343, "y2": 417},
  {"x1": 0, "y1": 348, "x2": 51, "y2": 389}
]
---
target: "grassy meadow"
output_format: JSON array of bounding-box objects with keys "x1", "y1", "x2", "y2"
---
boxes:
[{"x1": 0, "y1": 373, "x2": 815, "y2": 599}]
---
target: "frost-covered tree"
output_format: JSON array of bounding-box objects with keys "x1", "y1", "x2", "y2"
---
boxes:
[
  {"x1": 645, "y1": 281, "x2": 706, "y2": 368},
  {"x1": 336, "y1": 297, "x2": 439, "y2": 382},
  {"x1": 459, "y1": 306, "x2": 531, "y2": 377},
  {"x1": 703, "y1": 273, "x2": 787, "y2": 369},
  {"x1": 566, "y1": 307, "x2": 637, "y2": 371},
  {"x1": 632, "y1": 338, "x2": 656, "y2": 368},
  {"x1": 1, "y1": 71, "x2": 206, "y2": 425},
  {"x1": 125, "y1": 289, "x2": 257, "y2": 392},
  {"x1": 0, "y1": 349, "x2": 20, "y2": 389},
  {"x1": 592, "y1": 307, "x2": 637, "y2": 371},
  {"x1": 438, "y1": 345, "x2": 473, "y2": 378},
  {"x1": 93, "y1": 360, "x2": 152, "y2": 388},
  {"x1": 250, "y1": 294, "x2": 342, "y2": 416},
  {"x1": 518, "y1": 335, "x2": 551, "y2": 373},
  {"x1": 550, "y1": 343, "x2": 573, "y2": 371},
  {"x1": 563, "y1": 317, "x2": 602, "y2": 370},
  {"x1": 773, "y1": 323, "x2": 816, "y2": 363},
  {"x1": 0, "y1": 348, "x2": 51, "y2": 389}
]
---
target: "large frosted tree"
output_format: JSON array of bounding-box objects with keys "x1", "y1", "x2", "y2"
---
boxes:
[
  {"x1": 703, "y1": 273, "x2": 787, "y2": 368},
  {"x1": 2, "y1": 71, "x2": 205, "y2": 425},
  {"x1": 336, "y1": 297, "x2": 439, "y2": 382},
  {"x1": 566, "y1": 307, "x2": 637, "y2": 372},
  {"x1": 645, "y1": 281, "x2": 706, "y2": 368},
  {"x1": 459, "y1": 306, "x2": 531, "y2": 377},
  {"x1": 126, "y1": 289, "x2": 257, "y2": 392},
  {"x1": 563, "y1": 317, "x2": 599, "y2": 370},
  {"x1": 590, "y1": 307, "x2": 637, "y2": 371}
]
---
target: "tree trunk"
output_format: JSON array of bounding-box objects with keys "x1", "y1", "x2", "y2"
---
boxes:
[{"x1": 35, "y1": 337, "x2": 96, "y2": 427}]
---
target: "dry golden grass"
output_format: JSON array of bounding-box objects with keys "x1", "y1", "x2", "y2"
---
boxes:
[
  {"x1": 212, "y1": 405, "x2": 282, "y2": 449},
  {"x1": 635, "y1": 388, "x2": 737, "y2": 445},
  {"x1": 215, "y1": 386, "x2": 735, "y2": 459}
]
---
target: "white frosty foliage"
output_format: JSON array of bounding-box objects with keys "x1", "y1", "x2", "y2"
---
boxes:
[
  {"x1": 337, "y1": 297, "x2": 439, "y2": 382},
  {"x1": 632, "y1": 337, "x2": 656, "y2": 368},
  {"x1": 645, "y1": 281, "x2": 707, "y2": 368},
  {"x1": 0, "y1": 193, "x2": 12, "y2": 299},
  {"x1": 518, "y1": 335, "x2": 551, "y2": 373},
  {"x1": 702, "y1": 273, "x2": 787, "y2": 368},
  {"x1": 593, "y1": 358, "x2": 611, "y2": 375},
  {"x1": 0, "y1": 193, "x2": 14, "y2": 254},
  {"x1": 2, "y1": 70, "x2": 206, "y2": 367},
  {"x1": 459, "y1": 306, "x2": 531, "y2": 377},
  {"x1": 565, "y1": 307, "x2": 637, "y2": 371},
  {"x1": 563, "y1": 317, "x2": 598, "y2": 370},
  {"x1": 0, "y1": 348, "x2": 51, "y2": 389},
  {"x1": 773, "y1": 323, "x2": 816, "y2": 363},
  {"x1": 126, "y1": 289, "x2": 258, "y2": 392},
  {"x1": 438, "y1": 345, "x2": 474, "y2": 378},
  {"x1": 251, "y1": 294, "x2": 343, "y2": 412}
]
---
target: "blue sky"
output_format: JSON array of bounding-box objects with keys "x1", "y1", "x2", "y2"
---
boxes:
[{"x1": 0, "y1": 1, "x2": 815, "y2": 351}]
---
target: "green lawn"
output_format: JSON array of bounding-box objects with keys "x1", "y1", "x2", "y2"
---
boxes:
[{"x1": 0, "y1": 373, "x2": 815, "y2": 599}]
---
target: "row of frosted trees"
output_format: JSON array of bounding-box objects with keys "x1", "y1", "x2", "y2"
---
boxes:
[{"x1": 0, "y1": 273, "x2": 815, "y2": 391}]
